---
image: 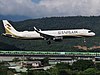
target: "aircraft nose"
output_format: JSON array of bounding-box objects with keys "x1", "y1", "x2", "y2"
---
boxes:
[{"x1": 91, "y1": 32, "x2": 95, "y2": 36}]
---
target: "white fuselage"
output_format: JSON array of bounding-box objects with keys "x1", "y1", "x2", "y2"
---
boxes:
[{"x1": 13, "y1": 29, "x2": 95, "y2": 39}]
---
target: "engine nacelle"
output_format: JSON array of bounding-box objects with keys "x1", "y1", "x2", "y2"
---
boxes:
[{"x1": 53, "y1": 36, "x2": 63, "y2": 41}]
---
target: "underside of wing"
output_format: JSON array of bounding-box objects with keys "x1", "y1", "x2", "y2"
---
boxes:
[{"x1": 37, "y1": 31, "x2": 55, "y2": 39}]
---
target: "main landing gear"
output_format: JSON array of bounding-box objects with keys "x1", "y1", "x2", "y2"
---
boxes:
[
  {"x1": 44, "y1": 38, "x2": 51, "y2": 45},
  {"x1": 83, "y1": 37, "x2": 87, "y2": 46},
  {"x1": 47, "y1": 39, "x2": 51, "y2": 45}
]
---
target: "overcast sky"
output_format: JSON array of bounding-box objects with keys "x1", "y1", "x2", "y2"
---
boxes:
[{"x1": 0, "y1": 0, "x2": 100, "y2": 19}]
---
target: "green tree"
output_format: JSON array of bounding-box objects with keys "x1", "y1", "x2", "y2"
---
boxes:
[
  {"x1": 83, "y1": 68, "x2": 97, "y2": 75},
  {"x1": 41, "y1": 57, "x2": 49, "y2": 66},
  {"x1": 32, "y1": 70, "x2": 50, "y2": 75},
  {"x1": 58, "y1": 69, "x2": 71, "y2": 75},
  {"x1": 55, "y1": 62, "x2": 71, "y2": 69},
  {"x1": 0, "y1": 61, "x2": 9, "y2": 75},
  {"x1": 72, "y1": 60, "x2": 95, "y2": 71},
  {"x1": 48, "y1": 67, "x2": 59, "y2": 75},
  {"x1": 95, "y1": 63, "x2": 100, "y2": 70}
]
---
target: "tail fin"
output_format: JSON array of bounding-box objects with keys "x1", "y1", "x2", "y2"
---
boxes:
[{"x1": 2, "y1": 20, "x2": 17, "y2": 35}]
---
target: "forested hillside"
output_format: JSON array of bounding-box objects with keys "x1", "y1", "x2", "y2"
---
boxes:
[{"x1": 0, "y1": 16, "x2": 100, "y2": 52}]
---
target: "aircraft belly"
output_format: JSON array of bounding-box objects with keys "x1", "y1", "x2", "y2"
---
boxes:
[
  {"x1": 24, "y1": 35, "x2": 42, "y2": 39},
  {"x1": 18, "y1": 32, "x2": 43, "y2": 39}
]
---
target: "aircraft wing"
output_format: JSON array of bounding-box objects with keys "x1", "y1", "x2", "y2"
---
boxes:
[
  {"x1": 34, "y1": 27, "x2": 55, "y2": 39},
  {"x1": 39, "y1": 32, "x2": 54, "y2": 38}
]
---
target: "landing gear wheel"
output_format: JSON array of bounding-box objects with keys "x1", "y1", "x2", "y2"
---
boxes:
[
  {"x1": 47, "y1": 40, "x2": 51, "y2": 45},
  {"x1": 84, "y1": 38, "x2": 86, "y2": 43},
  {"x1": 83, "y1": 38, "x2": 86, "y2": 46}
]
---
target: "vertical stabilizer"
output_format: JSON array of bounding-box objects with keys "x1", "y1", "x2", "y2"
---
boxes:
[{"x1": 2, "y1": 20, "x2": 17, "y2": 34}]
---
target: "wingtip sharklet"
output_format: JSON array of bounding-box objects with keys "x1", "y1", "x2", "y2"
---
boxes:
[
  {"x1": 34, "y1": 27, "x2": 39, "y2": 32},
  {"x1": 34, "y1": 27, "x2": 37, "y2": 30}
]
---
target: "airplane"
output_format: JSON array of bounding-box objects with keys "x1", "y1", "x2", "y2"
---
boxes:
[{"x1": 2, "y1": 20, "x2": 95, "y2": 44}]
